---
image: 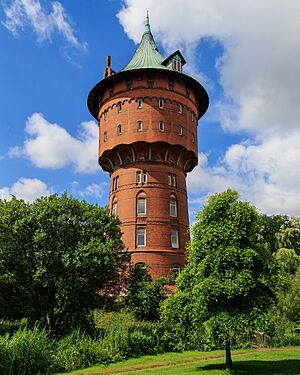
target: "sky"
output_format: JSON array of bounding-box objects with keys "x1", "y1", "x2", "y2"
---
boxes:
[{"x1": 1, "y1": 0, "x2": 300, "y2": 218}]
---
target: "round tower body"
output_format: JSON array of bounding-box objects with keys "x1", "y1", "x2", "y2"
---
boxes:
[{"x1": 87, "y1": 20, "x2": 208, "y2": 278}]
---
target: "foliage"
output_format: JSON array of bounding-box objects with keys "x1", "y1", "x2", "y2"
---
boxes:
[
  {"x1": 0, "y1": 194, "x2": 129, "y2": 337},
  {"x1": 125, "y1": 266, "x2": 168, "y2": 321},
  {"x1": 276, "y1": 217, "x2": 300, "y2": 255},
  {"x1": 161, "y1": 189, "x2": 280, "y2": 369},
  {"x1": 257, "y1": 214, "x2": 289, "y2": 253},
  {"x1": 7, "y1": 326, "x2": 55, "y2": 375}
]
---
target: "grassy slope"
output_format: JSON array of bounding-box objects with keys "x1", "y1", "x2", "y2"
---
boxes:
[{"x1": 57, "y1": 348, "x2": 300, "y2": 375}]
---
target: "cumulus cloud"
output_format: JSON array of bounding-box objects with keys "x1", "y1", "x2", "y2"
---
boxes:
[
  {"x1": 79, "y1": 183, "x2": 107, "y2": 199},
  {"x1": 118, "y1": 0, "x2": 300, "y2": 136},
  {"x1": 188, "y1": 128, "x2": 300, "y2": 216},
  {"x1": 0, "y1": 177, "x2": 51, "y2": 202},
  {"x1": 119, "y1": 1, "x2": 300, "y2": 215},
  {"x1": 1, "y1": 0, "x2": 87, "y2": 50},
  {"x1": 9, "y1": 113, "x2": 99, "y2": 173}
]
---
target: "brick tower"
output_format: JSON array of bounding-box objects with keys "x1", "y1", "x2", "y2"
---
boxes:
[{"x1": 87, "y1": 15, "x2": 208, "y2": 278}]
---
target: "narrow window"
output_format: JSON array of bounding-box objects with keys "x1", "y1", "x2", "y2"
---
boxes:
[
  {"x1": 137, "y1": 227, "x2": 146, "y2": 247},
  {"x1": 104, "y1": 131, "x2": 107, "y2": 142},
  {"x1": 159, "y1": 99, "x2": 164, "y2": 109},
  {"x1": 137, "y1": 198, "x2": 146, "y2": 215},
  {"x1": 104, "y1": 110, "x2": 108, "y2": 120},
  {"x1": 112, "y1": 201, "x2": 117, "y2": 216},
  {"x1": 178, "y1": 103, "x2": 183, "y2": 114},
  {"x1": 172, "y1": 174, "x2": 177, "y2": 187},
  {"x1": 136, "y1": 171, "x2": 142, "y2": 184},
  {"x1": 137, "y1": 121, "x2": 143, "y2": 131},
  {"x1": 179, "y1": 126, "x2": 183, "y2": 136},
  {"x1": 142, "y1": 171, "x2": 148, "y2": 183},
  {"x1": 171, "y1": 228, "x2": 179, "y2": 249},
  {"x1": 115, "y1": 176, "x2": 119, "y2": 190},
  {"x1": 192, "y1": 112, "x2": 194, "y2": 122},
  {"x1": 159, "y1": 122, "x2": 165, "y2": 132},
  {"x1": 192, "y1": 132, "x2": 195, "y2": 144},
  {"x1": 117, "y1": 102, "x2": 122, "y2": 112},
  {"x1": 169, "y1": 76, "x2": 174, "y2": 91},
  {"x1": 117, "y1": 124, "x2": 122, "y2": 135},
  {"x1": 137, "y1": 98, "x2": 143, "y2": 108},
  {"x1": 171, "y1": 264, "x2": 181, "y2": 275},
  {"x1": 170, "y1": 199, "x2": 177, "y2": 217},
  {"x1": 168, "y1": 173, "x2": 172, "y2": 186}
]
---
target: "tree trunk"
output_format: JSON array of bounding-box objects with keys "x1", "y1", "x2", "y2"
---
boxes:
[{"x1": 226, "y1": 339, "x2": 233, "y2": 370}]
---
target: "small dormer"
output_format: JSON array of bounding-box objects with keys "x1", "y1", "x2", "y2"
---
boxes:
[{"x1": 162, "y1": 50, "x2": 186, "y2": 73}]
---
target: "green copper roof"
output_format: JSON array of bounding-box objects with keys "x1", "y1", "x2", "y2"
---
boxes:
[{"x1": 122, "y1": 13, "x2": 170, "y2": 71}]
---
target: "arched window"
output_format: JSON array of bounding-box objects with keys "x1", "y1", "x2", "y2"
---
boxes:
[
  {"x1": 178, "y1": 103, "x2": 183, "y2": 114},
  {"x1": 170, "y1": 195, "x2": 177, "y2": 217},
  {"x1": 137, "y1": 120, "x2": 143, "y2": 131},
  {"x1": 117, "y1": 102, "x2": 122, "y2": 112},
  {"x1": 117, "y1": 124, "x2": 122, "y2": 135},
  {"x1": 159, "y1": 98, "x2": 164, "y2": 109},
  {"x1": 171, "y1": 264, "x2": 181, "y2": 275},
  {"x1": 111, "y1": 198, "x2": 117, "y2": 216},
  {"x1": 135, "y1": 262, "x2": 147, "y2": 271},
  {"x1": 159, "y1": 122, "x2": 165, "y2": 131},
  {"x1": 137, "y1": 191, "x2": 146, "y2": 216},
  {"x1": 179, "y1": 126, "x2": 183, "y2": 136},
  {"x1": 104, "y1": 131, "x2": 107, "y2": 142}
]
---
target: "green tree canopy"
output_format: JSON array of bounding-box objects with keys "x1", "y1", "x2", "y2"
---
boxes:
[
  {"x1": 276, "y1": 217, "x2": 300, "y2": 255},
  {"x1": 161, "y1": 189, "x2": 279, "y2": 370},
  {"x1": 0, "y1": 194, "x2": 129, "y2": 337}
]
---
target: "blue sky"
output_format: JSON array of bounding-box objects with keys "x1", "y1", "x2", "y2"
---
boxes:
[{"x1": 1, "y1": 0, "x2": 300, "y2": 217}]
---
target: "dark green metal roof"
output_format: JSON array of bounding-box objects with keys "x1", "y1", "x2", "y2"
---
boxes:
[{"x1": 122, "y1": 13, "x2": 170, "y2": 71}]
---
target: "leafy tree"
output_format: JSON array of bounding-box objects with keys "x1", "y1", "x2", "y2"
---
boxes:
[
  {"x1": 276, "y1": 217, "x2": 300, "y2": 255},
  {"x1": 161, "y1": 190, "x2": 279, "y2": 370},
  {"x1": 126, "y1": 266, "x2": 167, "y2": 321},
  {"x1": 258, "y1": 214, "x2": 289, "y2": 253},
  {"x1": 0, "y1": 194, "x2": 129, "y2": 337}
]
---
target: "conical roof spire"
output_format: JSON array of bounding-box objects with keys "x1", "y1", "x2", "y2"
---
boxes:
[
  {"x1": 145, "y1": 10, "x2": 150, "y2": 33},
  {"x1": 122, "y1": 12, "x2": 169, "y2": 71}
]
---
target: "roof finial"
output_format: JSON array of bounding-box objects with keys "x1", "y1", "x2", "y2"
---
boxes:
[{"x1": 145, "y1": 10, "x2": 151, "y2": 33}]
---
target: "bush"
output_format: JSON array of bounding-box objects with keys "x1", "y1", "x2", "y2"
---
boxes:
[
  {"x1": 0, "y1": 335, "x2": 10, "y2": 375},
  {"x1": 55, "y1": 330, "x2": 104, "y2": 371},
  {"x1": 126, "y1": 267, "x2": 167, "y2": 321},
  {"x1": 8, "y1": 326, "x2": 54, "y2": 375}
]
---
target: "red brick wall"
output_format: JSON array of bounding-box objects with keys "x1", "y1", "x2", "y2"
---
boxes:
[{"x1": 96, "y1": 70, "x2": 200, "y2": 278}]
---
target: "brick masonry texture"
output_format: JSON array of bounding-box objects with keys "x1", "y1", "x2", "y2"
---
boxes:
[{"x1": 93, "y1": 69, "x2": 205, "y2": 278}]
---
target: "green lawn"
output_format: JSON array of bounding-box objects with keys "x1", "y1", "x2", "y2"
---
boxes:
[{"x1": 57, "y1": 348, "x2": 300, "y2": 375}]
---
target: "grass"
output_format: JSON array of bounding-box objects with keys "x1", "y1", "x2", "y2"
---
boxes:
[{"x1": 56, "y1": 347, "x2": 300, "y2": 374}]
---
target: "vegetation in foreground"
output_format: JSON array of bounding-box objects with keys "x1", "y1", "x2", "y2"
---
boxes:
[
  {"x1": 0, "y1": 191, "x2": 300, "y2": 374},
  {"x1": 56, "y1": 348, "x2": 300, "y2": 375}
]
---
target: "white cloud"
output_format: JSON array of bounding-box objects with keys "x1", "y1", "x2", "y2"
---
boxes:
[
  {"x1": 2, "y1": 0, "x2": 87, "y2": 50},
  {"x1": 0, "y1": 177, "x2": 51, "y2": 202},
  {"x1": 118, "y1": 1, "x2": 300, "y2": 136},
  {"x1": 79, "y1": 183, "x2": 107, "y2": 199},
  {"x1": 188, "y1": 129, "x2": 300, "y2": 216},
  {"x1": 9, "y1": 113, "x2": 99, "y2": 173},
  {"x1": 119, "y1": 1, "x2": 300, "y2": 215}
]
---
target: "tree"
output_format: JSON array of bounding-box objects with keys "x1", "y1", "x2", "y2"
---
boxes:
[
  {"x1": 257, "y1": 214, "x2": 289, "y2": 253},
  {"x1": 0, "y1": 194, "x2": 129, "y2": 337},
  {"x1": 125, "y1": 265, "x2": 167, "y2": 321},
  {"x1": 161, "y1": 190, "x2": 279, "y2": 370},
  {"x1": 276, "y1": 217, "x2": 300, "y2": 255}
]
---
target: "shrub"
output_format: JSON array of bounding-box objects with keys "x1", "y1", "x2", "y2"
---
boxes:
[
  {"x1": 0, "y1": 335, "x2": 10, "y2": 375},
  {"x1": 55, "y1": 330, "x2": 102, "y2": 371},
  {"x1": 8, "y1": 326, "x2": 54, "y2": 375}
]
